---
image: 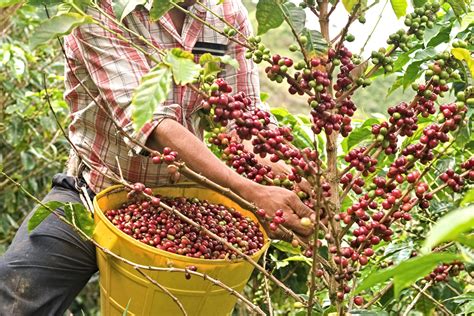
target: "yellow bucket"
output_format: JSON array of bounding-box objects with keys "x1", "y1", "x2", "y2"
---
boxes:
[{"x1": 93, "y1": 184, "x2": 270, "y2": 316}]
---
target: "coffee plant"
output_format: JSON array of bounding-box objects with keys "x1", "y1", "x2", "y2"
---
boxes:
[{"x1": 2, "y1": 0, "x2": 474, "y2": 314}]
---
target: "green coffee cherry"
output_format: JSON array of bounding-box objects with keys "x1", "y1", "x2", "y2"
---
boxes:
[
  {"x1": 289, "y1": 44, "x2": 298, "y2": 52},
  {"x1": 299, "y1": 35, "x2": 308, "y2": 45},
  {"x1": 345, "y1": 34, "x2": 355, "y2": 42}
]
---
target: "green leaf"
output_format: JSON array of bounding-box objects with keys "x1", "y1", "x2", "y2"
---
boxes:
[
  {"x1": 461, "y1": 188, "x2": 474, "y2": 207},
  {"x1": 350, "y1": 311, "x2": 389, "y2": 316},
  {"x1": 387, "y1": 76, "x2": 404, "y2": 95},
  {"x1": 455, "y1": 234, "x2": 474, "y2": 248},
  {"x1": 131, "y1": 64, "x2": 172, "y2": 130},
  {"x1": 301, "y1": 28, "x2": 328, "y2": 54},
  {"x1": 446, "y1": 0, "x2": 467, "y2": 19},
  {"x1": 165, "y1": 48, "x2": 201, "y2": 85},
  {"x1": 403, "y1": 61, "x2": 423, "y2": 89},
  {"x1": 342, "y1": 0, "x2": 359, "y2": 12},
  {"x1": 344, "y1": 118, "x2": 379, "y2": 151},
  {"x1": 413, "y1": 47, "x2": 437, "y2": 61},
  {"x1": 199, "y1": 53, "x2": 222, "y2": 78},
  {"x1": 28, "y1": 201, "x2": 65, "y2": 232},
  {"x1": 260, "y1": 92, "x2": 269, "y2": 102},
  {"x1": 452, "y1": 48, "x2": 474, "y2": 77},
  {"x1": 199, "y1": 54, "x2": 238, "y2": 78},
  {"x1": 460, "y1": 12, "x2": 474, "y2": 32},
  {"x1": 30, "y1": 13, "x2": 94, "y2": 49},
  {"x1": 425, "y1": 25, "x2": 452, "y2": 47},
  {"x1": 390, "y1": 0, "x2": 407, "y2": 18},
  {"x1": 355, "y1": 253, "x2": 462, "y2": 297},
  {"x1": 392, "y1": 50, "x2": 414, "y2": 72},
  {"x1": 422, "y1": 205, "x2": 474, "y2": 253},
  {"x1": 64, "y1": 202, "x2": 94, "y2": 237},
  {"x1": 0, "y1": 0, "x2": 22, "y2": 8},
  {"x1": 270, "y1": 107, "x2": 290, "y2": 120},
  {"x1": 271, "y1": 240, "x2": 301, "y2": 255},
  {"x1": 283, "y1": 255, "x2": 312, "y2": 265},
  {"x1": 256, "y1": 0, "x2": 284, "y2": 35},
  {"x1": 150, "y1": 0, "x2": 181, "y2": 21},
  {"x1": 281, "y1": 2, "x2": 306, "y2": 35},
  {"x1": 123, "y1": 298, "x2": 132, "y2": 316},
  {"x1": 27, "y1": 0, "x2": 63, "y2": 6},
  {"x1": 220, "y1": 55, "x2": 239, "y2": 70},
  {"x1": 112, "y1": 0, "x2": 146, "y2": 22},
  {"x1": 412, "y1": 0, "x2": 427, "y2": 7}
]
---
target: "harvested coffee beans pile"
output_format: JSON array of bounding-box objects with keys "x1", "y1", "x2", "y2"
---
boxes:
[{"x1": 105, "y1": 195, "x2": 265, "y2": 259}]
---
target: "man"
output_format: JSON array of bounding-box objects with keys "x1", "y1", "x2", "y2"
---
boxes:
[{"x1": 0, "y1": 0, "x2": 313, "y2": 314}]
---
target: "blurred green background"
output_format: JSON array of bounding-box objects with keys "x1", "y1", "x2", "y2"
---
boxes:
[{"x1": 0, "y1": 1, "x2": 422, "y2": 314}]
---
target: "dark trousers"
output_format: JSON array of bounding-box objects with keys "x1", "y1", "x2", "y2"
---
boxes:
[{"x1": 0, "y1": 174, "x2": 98, "y2": 316}]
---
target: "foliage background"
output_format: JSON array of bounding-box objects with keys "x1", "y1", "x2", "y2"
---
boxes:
[{"x1": 0, "y1": 0, "x2": 472, "y2": 315}]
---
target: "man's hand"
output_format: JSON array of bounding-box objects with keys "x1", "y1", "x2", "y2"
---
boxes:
[
  {"x1": 150, "y1": 119, "x2": 315, "y2": 241},
  {"x1": 237, "y1": 182, "x2": 315, "y2": 241}
]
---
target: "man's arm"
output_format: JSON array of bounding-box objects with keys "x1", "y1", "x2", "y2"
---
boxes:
[{"x1": 147, "y1": 119, "x2": 314, "y2": 238}]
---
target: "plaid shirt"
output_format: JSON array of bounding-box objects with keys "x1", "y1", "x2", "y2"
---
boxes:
[{"x1": 64, "y1": 0, "x2": 261, "y2": 193}]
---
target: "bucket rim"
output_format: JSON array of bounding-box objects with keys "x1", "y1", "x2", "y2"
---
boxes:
[{"x1": 93, "y1": 184, "x2": 270, "y2": 265}]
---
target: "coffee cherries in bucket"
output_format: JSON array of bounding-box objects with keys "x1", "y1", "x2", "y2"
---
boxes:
[{"x1": 105, "y1": 195, "x2": 264, "y2": 259}]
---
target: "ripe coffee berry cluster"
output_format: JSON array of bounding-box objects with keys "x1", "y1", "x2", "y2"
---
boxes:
[
  {"x1": 251, "y1": 126, "x2": 294, "y2": 158},
  {"x1": 265, "y1": 54, "x2": 294, "y2": 84},
  {"x1": 439, "y1": 169, "x2": 465, "y2": 192},
  {"x1": 263, "y1": 209, "x2": 286, "y2": 231},
  {"x1": 438, "y1": 103, "x2": 466, "y2": 130},
  {"x1": 332, "y1": 46, "x2": 356, "y2": 92},
  {"x1": 372, "y1": 121, "x2": 398, "y2": 155},
  {"x1": 387, "y1": 102, "x2": 418, "y2": 137},
  {"x1": 461, "y1": 158, "x2": 474, "y2": 180},
  {"x1": 413, "y1": 87, "x2": 437, "y2": 118},
  {"x1": 310, "y1": 95, "x2": 354, "y2": 137},
  {"x1": 150, "y1": 147, "x2": 178, "y2": 165},
  {"x1": 340, "y1": 173, "x2": 365, "y2": 195},
  {"x1": 424, "y1": 261, "x2": 465, "y2": 283},
  {"x1": 105, "y1": 195, "x2": 264, "y2": 259},
  {"x1": 288, "y1": 57, "x2": 331, "y2": 96},
  {"x1": 223, "y1": 141, "x2": 274, "y2": 184},
  {"x1": 344, "y1": 147, "x2": 377, "y2": 175},
  {"x1": 420, "y1": 124, "x2": 449, "y2": 149},
  {"x1": 204, "y1": 79, "x2": 247, "y2": 127}
]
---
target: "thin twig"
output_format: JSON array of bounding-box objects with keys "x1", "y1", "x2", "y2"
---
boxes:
[
  {"x1": 363, "y1": 281, "x2": 393, "y2": 308},
  {"x1": 402, "y1": 281, "x2": 432, "y2": 316},
  {"x1": 278, "y1": 1, "x2": 310, "y2": 66},
  {"x1": 195, "y1": 1, "x2": 248, "y2": 42},
  {"x1": 412, "y1": 284, "x2": 453, "y2": 315},
  {"x1": 169, "y1": 2, "x2": 251, "y2": 49},
  {"x1": 262, "y1": 248, "x2": 274, "y2": 316},
  {"x1": 359, "y1": 0, "x2": 389, "y2": 55}
]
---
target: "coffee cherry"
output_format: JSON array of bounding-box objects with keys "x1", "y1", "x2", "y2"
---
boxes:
[
  {"x1": 300, "y1": 217, "x2": 312, "y2": 227},
  {"x1": 354, "y1": 296, "x2": 364, "y2": 306},
  {"x1": 105, "y1": 196, "x2": 264, "y2": 259}
]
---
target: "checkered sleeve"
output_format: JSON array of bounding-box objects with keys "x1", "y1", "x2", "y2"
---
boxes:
[{"x1": 70, "y1": 4, "x2": 179, "y2": 154}]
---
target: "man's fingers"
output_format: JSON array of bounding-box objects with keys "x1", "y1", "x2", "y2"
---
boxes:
[
  {"x1": 290, "y1": 196, "x2": 315, "y2": 219},
  {"x1": 297, "y1": 178, "x2": 312, "y2": 195},
  {"x1": 284, "y1": 213, "x2": 313, "y2": 236},
  {"x1": 261, "y1": 221, "x2": 293, "y2": 241}
]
